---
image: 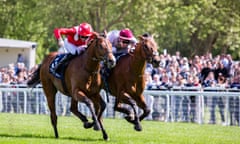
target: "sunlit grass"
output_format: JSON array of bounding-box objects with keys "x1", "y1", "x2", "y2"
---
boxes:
[{"x1": 0, "y1": 113, "x2": 239, "y2": 144}]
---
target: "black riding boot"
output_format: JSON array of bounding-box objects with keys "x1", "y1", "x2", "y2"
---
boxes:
[{"x1": 53, "y1": 54, "x2": 69, "y2": 73}]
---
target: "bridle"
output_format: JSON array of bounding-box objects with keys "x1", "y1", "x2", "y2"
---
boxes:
[{"x1": 88, "y1": 36, "x2": 113, "y2": 63}]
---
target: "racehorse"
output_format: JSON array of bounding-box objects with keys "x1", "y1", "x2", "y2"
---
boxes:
[
  {"x1": 104, "y1": 35, "x2": 160, "y2": 131},
  {"x1": 27, "y1": 32, "x2": 116, "y2": 140}
]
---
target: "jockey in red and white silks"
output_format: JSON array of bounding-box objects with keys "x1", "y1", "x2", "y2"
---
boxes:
[{"x1": 54, "y1": 22, "x2": 94, "y2": 55}]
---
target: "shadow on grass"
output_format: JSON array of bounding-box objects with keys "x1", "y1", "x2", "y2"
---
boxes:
[{"x1": 0, "y1": 133, "x2": 103, "y2": 142}]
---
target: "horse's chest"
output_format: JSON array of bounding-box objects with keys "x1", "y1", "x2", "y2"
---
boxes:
[
  {"x1": 128, "y1": 78, "x2": 144, "y2": 92},
  {"x1": 85, "y1": 75, "x2": 100, "y2": 92}
]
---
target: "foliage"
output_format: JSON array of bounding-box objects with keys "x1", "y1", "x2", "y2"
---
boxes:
[{"x1": 0, "y1": 0, "x2": 239, "y2": 65}]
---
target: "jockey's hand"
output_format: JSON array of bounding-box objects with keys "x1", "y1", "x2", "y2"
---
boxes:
[
  {"x1": 76, "y1": 45, "x2": 87, "y2": 55},
  {"x1": 78, "y1": 45, "x2": 87, "y2": 50},
  {"x1": 58, "y1": 38, "x2": 64, "y2": 48}
]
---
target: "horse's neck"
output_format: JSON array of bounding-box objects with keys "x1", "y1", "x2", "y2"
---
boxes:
[
  {"x1": 83, "y1": 49, "x2": 100, "y2": 74},
  {"x1": 130, "y1": 49, "x2": 146, "y2": 76}
]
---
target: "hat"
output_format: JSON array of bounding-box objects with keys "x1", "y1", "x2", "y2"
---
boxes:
[{"x1": 119, "y1": 28, "x2": 134, "y2": 41}]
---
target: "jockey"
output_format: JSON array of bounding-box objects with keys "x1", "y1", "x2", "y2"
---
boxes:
[
  {"x1": 107, "y1": 28, "x2": 137, "y2": 58},
  {"x1": 101, "y1": 28, "x2": 136, "y2": 81},
  {"x1": 51, "y1": 22, "x2": 94, "y2": 73}
]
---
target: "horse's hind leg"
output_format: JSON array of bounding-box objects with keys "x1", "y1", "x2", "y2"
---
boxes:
[
  {"x1": 70, "y1": 98, "x2": 94, "y2": 129},
  {"x1": 42, "y1": 84, "x2": 58, "y2": 138}
]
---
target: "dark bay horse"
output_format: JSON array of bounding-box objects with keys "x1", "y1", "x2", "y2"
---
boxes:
[
  {"x1": 104, "y1": 35, "x2": 160, "y2": 131},
  {"x1": 27, "y1": 32, "x2": 116, "y2": 140}
]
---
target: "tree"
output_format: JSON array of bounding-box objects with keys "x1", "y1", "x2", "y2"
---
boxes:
[{"x1": 1, "y1": 0, "x2": 239, "y2": 63}]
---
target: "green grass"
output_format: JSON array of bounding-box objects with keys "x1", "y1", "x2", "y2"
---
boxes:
[{"x1": 0, "y1": 113, "x2": 239, "y2": 144}]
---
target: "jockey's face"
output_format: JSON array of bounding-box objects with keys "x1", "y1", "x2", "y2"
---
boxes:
[
  {"x1": 79, "y1": 35, "x2": 89, "y2": 42},
  {"x1": 117, "y1": 38, "x2": 130, "y2": 49}
]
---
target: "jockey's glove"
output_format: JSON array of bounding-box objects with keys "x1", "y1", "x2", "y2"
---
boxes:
[
  {"x1": 58, "y1": 38, "x2": 64, "y2": 47},
  {"x1": 78, "y1": 45, "x2": 87, "y2": 50}
]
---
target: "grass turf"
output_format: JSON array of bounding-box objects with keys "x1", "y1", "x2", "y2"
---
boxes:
[{"x1": 0, "y1": 113, "x2": 239, "y2": 144}]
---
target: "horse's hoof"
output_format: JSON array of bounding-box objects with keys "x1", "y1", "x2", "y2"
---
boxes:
[
  {"x1": 103, "y1": 135, "x2": 109, "y2": 141},
  {"x1": 83, "y1": 122, "x2": 94, "y2": 129},
  {"x1": 93, "y1": 123, "x2": 101, "y2": 131},
  {"x1": 104, "y1": 137, "x2": 110, "y2": 141},
  {"x1": 124, "y1": 116, "x2": 135, "y2": 124},
  {"x1": 134, "y1": 124, "x2": 142, "y2": 131}
]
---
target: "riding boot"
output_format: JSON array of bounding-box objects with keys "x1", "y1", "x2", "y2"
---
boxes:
[{"x1": 53, "y1": 54, "x2": 69, "y2": 73}]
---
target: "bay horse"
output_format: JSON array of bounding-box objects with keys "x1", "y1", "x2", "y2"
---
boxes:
[
  {"x1": 27, "y1": 32, "x2": 116, "y2": 140},
  {"x1": 104, "y1": 35, "x2": 160, "y2": 131}
]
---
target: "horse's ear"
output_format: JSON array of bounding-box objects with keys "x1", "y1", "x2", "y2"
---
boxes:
[
  {"x1": 151, "y1": 34, "x2": 155, "y2": 39},
  {"x1": 103, "y1": 30, "x2": 107, "y2": 37},
  {"x1": 99, "y1": 30, "x2": 107, "y2": 38},
  {"x1": 92, "y1": 32, "x2": 99, "y2": 38},
  {"x1": 138, "y1": 35, "x2": 145, "y2": 41}
]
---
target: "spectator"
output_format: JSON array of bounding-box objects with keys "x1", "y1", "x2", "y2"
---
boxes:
[
  {"x1": 214, "y1": 61, "x2": 230, "y2": 80},
  {"x1": 200, "y1": 60, "x2": 214, "y2": 83},
  {"x1": 160, "y1": 72, "x2": 170, "y2": 88},
  {"x1": 0, "y1": 67, "x2": 6, "y2": 83},
  {"x1": 181, "y1": 80, "x2": 190, "y2": 122},
  {"x1": 179, "y1": 57, "x2": 190, "y2": 72},
  {"x1": 225, "y1": 54, "x2": 233, "y2": 74},
  {"x1": 184, "y1": 75, "x2": 201, "y2": 123},
  {"x1": 1, "y1": 73, "x2": 12, "y2": 112},
  {"x1": 229, "y1": 68, "x2": 240, "y2": 126},
  {"x1": 16, "y1": 53, "x2": 25, "y2": 63},
  {"x1": 175, "y1": 51, "x2": 181, "y2": 62},
  {"x1": 203, "y1": 71, "x2": 225, "y2": 125},
  {"x1": 192, "y1": 55, "x2": 202, "y2": 73},
  {"x1": 169, "y1": 75, "x2": 181, "y2": 122},
  {"x1": 147, "y1": 74, "x2": 161, "y2": 90}
]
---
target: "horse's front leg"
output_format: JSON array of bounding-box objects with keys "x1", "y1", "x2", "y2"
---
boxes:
[
  {"x1": 73, "y1": 90, "x2": 101, "y2": 131},
  {"x1": 114, "y1": 99, "x2": 132, "y2": 118},
  {"x1": 91, "y1": 94, "x2": 109, "y2": 141},
  {"x1": 70, "y1": 98, "x2": 94, "y2": 129},
  {"x1": 136, "y1": 94, "x2": 151, "y2": 121}
]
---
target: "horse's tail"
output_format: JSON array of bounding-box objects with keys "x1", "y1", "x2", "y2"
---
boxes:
[{"x1": 27, "y1": 64, "x2": 41, "y2": 88}]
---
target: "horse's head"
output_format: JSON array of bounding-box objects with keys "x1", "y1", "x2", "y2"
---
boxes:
[
  {"x1": 137, "y1": 35, "x2": 160, "y2": 68},
  {"x1": 88, "y1": 32, "x2": 116, "y2": 68}
]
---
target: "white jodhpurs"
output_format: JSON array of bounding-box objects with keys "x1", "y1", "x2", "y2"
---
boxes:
[{"x1": 59, "y1": 39, "x2": 86, "y2": 55}]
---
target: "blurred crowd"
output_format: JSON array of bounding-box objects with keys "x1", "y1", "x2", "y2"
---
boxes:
[
  {"x1": 0, "y1": 62, "x2": 38, "y2": 85},
  {"x1": 142, "y1": 51, "x2": 239, "y2": 126},
  {"x1": 144, "y1": 51, "x2": 240, "y2": 90}
]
